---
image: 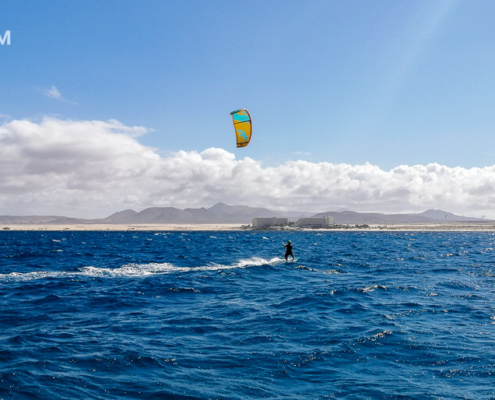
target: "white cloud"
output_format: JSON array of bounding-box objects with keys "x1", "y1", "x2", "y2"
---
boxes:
[
  {"x1": 44, "y1": 86, "x2": 63, "y2": 100},
  {"x1": 1, "y1": 117, "x2": 495, "y2": 219},
  {"x1": 43, "y1": 86, "x2": 77, "y2": 104}
]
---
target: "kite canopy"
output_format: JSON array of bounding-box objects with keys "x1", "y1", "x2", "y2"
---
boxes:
[{"x1": 230, "y1": 109, "x2": 252, "y2": 148}]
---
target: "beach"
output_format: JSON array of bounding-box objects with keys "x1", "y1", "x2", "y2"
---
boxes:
[
  {"x1": 2, "y1": 222, "x2": 495, "y2": 231},
  {"x1": 0, "y1": 223, "x2": 246, "y2": 231}
]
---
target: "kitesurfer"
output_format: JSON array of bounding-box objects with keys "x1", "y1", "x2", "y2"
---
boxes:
[{"x1": 284, "y1": 240, "x2": 294, "y2": 261}]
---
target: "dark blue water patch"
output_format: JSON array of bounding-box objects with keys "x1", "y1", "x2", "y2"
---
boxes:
[{"x1": 1, "y1": 230, "x2": 495, "y2": 398}]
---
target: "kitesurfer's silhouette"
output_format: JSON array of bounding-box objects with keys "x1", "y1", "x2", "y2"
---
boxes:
[{"x1": 284, "y1": 240, "x2": 294, "y2": 261}]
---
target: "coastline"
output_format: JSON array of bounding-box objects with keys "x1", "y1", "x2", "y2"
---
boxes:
[
  {"x1": 0, "y1": 223, "x2": 245, "y2": 231},
  {"x1": 2, "y1": 222, "x2": 495, "y2": 232}
]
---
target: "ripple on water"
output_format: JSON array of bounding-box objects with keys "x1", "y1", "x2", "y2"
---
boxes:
[{"x1": 0, "y1": 231, "x2": 495, "y2": 398}]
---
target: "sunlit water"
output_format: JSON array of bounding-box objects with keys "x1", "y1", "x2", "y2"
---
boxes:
[{"x1": 1, "y1": 230, "x2": 494, "y2": 399}]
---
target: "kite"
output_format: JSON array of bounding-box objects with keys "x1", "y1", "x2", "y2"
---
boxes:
[{"x1": 230, "y1": 108, "x2": 252, "y2": 148}]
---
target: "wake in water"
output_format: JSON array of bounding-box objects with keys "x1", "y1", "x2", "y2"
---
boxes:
[{"x1": 0, "y1": 256, "x2": 284, "y2": 282}]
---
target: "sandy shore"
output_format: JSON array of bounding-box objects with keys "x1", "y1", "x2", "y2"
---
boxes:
[
  {"x1": 2, "y1": 223, "x2": 495, "y2": 232},
  {"x1": 364, "y1": 223, "x2": 495, "y2": 231},
  {"x1": 0, "y1": 224, "x2": 246, "y2": 231}
]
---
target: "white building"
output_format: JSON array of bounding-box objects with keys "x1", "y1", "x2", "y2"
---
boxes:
[
  {"x1": 294, "y1": 215, "x2": 334, "y2": 228},
  {"x1": 252, "y1": 217, "x2": 289, "y2": 228}
]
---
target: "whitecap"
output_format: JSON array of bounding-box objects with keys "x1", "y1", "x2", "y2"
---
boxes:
[
  {"x1": 370, "y1": 331, "x2": 393, "y2": 341},
  {"x1": 359, "y1": 284, "x2": 387, "y2": 293}
]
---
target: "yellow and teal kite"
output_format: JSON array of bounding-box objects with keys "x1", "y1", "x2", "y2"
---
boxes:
[{"x1": 230, "y1": 109, "x2": 252, "y2": 148}]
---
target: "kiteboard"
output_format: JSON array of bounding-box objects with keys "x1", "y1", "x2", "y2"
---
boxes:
[{"x1": 287, "y1": 258, "x2": 300, "y2": 263}]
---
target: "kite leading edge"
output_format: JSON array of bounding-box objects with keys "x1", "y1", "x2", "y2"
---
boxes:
[{"x1": 230, "y1": 109, "x2": 252, "y2": 148}]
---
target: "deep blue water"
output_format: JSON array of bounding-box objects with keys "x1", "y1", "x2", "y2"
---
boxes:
[{"x1": 1, "y1": 230, "x2": 495, "y2": 399}]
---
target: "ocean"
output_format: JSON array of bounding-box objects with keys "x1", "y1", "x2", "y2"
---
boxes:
[{"x1": 0, "y1": 230, "x2": 494, "y2": 399}]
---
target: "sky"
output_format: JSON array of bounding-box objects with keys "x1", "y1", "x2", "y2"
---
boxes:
[{"x1": 1, "y1": 0, "x2": 495, "y2": 218}]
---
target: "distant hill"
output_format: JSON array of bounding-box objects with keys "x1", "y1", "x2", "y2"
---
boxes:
[
  {"x1": 0, "y1": 215, "x2": 66, "y2": 224},
  {"x1": 102, "y1": 209, "x2": 138, "y2": 223},
  {"x1": 99, "y1": 203, "x2": 289, "y2": 224},
  {"x1": 312, "y1": 211, "x2": 432, "y2": 225},
  {"x1": 418, "y1": 209, "x2": 483, "y2": 222},
  {"x1": 0, "y1": 203, "x2": 292, "y2": 225},
  {"x1": 313, "y1": 209, "x2": 488, "y2": 224},
  {"x1": 0, "y1": 204, "x2": 490, "y2": 225}
]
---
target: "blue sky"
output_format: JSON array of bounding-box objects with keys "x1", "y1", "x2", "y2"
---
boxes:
[{"x1": 1, "y1": 1, "x2": 495, "y2": 217}]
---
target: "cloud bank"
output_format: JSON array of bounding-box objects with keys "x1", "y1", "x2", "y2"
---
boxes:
[{"x1": 1, "y1": 117, "x2": 494, "y2": 218}]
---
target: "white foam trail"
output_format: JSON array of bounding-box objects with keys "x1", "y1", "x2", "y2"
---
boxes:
[
  {"x1": 0, "y1": 257, "x2": 284, "y2": 282},
  {"x1": 207, "y1": 256, "x2": 282, "y2": 271}
]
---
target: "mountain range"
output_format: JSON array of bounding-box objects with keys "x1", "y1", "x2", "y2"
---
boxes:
[
  {"x1": 313, "y1": 209, "x2": 489, "y2": 224},
  {"x1": 0, "y1": 203, "x2": 491, "y2": 225}
]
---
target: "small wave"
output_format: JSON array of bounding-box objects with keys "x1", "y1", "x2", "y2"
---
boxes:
[
  {"x1": 0, "y1": 257, "x2": 283, "y2": 282},
  {"x1": 370, "y1": 330, "x2": 393, "y2": 341},
  {"x1": 168, "y1": 287, "x2": 202, "y2": 294},
  {"x1": 294, "y1": 265, "x2": 318, "y2": 272},
  {"x1": 356, "y1": 330, "x2": 394, "y2": 345},
  {"x1": 293, "y1": 266, "x2": 344, "y2": 274},
  {"x1": 357, "y1": 284, "x2": 387, "y2": 293}
]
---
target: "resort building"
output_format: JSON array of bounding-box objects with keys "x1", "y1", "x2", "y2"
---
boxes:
[
  {"x1": 252, "y1": 217, "x2": 289, "y2": 229},
  {"x1": 294, "y1": 216, "x2": 334, "y2": 228}
]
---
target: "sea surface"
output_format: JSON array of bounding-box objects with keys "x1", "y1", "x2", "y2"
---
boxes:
[{"x1": 1, "y1": 230, "x2": 494, "y2": 399}]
